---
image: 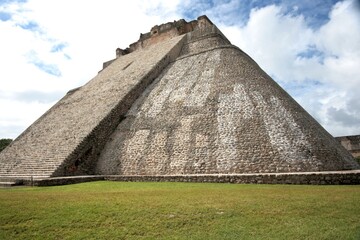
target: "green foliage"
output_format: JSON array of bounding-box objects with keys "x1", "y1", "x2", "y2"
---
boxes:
[
  {"x1": 0, "y1": 182, "x2": 359, "y2": 239},
  {"x1": 356, "y1": 156, "x2": 360, "y2": 164},
  {"x1": 0, "y1": 139, "x2": 12, "y2": 152}
]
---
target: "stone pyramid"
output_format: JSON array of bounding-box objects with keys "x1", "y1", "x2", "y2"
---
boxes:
[{"x1": 0, "y1": 16, "x2": 358, "y2": 180}]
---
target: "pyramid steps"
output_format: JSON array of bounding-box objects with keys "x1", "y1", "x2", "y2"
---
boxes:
[
  {"x1": 0, "y1": 33, "x2": 185, "y2": 178},
  {"x1": 0, "y1": 182, "x2": 17, "y2": 187},
  {"x1": 0, "y1": 16, "x2": 358, "y2": 181}
]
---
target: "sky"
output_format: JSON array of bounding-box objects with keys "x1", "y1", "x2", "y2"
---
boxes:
[{"x1": 0, "y1": 0, "x2": 359, "y2": 139}]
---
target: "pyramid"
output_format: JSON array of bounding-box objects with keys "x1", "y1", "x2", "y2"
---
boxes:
[{"x1": 0, "y1": 16, "x2": 358, "y2": 180}]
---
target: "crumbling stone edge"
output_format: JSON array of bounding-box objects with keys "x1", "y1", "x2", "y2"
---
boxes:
[{"x1": 18, "y1": 170, "x2": 360, "y2": 186}]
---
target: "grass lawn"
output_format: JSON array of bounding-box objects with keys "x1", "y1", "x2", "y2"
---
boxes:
[{"x1": 0, "y1": 181, "x2": 359, "y2": 239}]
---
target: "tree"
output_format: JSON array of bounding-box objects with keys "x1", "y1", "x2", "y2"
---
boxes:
[{"x1": 0, "y1": 139, "x2": 12, "y2": 152}]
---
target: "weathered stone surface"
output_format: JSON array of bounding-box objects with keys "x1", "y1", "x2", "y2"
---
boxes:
[
  {"x1": 336, "y1": 135, "x2": 360, "y2": 157},
  {"x1": 19, "y1": 170, "x2": 360, "y2": 186},
  {"x1": 0, "y1": 15, "x2": 359, "y2": 181},
  {"x1": 95, "y1": 20, "x2": 359, "y2": 175}
]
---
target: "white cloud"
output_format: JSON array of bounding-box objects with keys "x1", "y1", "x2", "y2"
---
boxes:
[
  {"x1": 0, "y1": 97, "x2": 54, "y2": 137},
  {"x1": 222, "y1": 5, "x2": 315, "y2": 82}
]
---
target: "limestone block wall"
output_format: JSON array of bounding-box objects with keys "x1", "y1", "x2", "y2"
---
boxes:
[
  {"x1": 336, "y1": 135, "x2": 360, "y2": 157},
  {"x1": 22, "y1": 170, "x2": 360, "y2": 186},
  {"x1": 105, "y1": 171, "x2": 360, "y2": 185},
  {"x1": 0, "y1": 35, "x2": 185, "y2": 178},
  {"x1": 96, "y1": 32, "x2": 359, "y2": 175}
]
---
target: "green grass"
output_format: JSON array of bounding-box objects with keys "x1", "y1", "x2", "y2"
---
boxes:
[{"x1": 0, "y1": 182, "x2": 359, "y2": 239}]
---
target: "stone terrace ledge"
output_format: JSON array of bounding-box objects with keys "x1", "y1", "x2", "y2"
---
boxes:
[{"x1": 16, "y1": 170, "x2": 360, "y2": 186}]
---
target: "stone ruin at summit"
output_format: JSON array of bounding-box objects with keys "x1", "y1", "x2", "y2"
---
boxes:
[{"x1": 0, "y1": 16, "x2": 359, "y2": 183}]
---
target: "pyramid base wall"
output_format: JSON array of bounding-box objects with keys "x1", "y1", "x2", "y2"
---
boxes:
[{"x1": 16, "y1": 170, "x2": 360, "y2": 186}]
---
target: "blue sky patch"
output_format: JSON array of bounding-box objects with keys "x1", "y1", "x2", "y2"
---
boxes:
[
  {"x1": 33, "y1": 61, "x2": 61, "y2": 77},
  {"x1": 278, "y1": 0, "x2": 341, "y2": 28},
  {"x1": 51, "y1": 43, "x2": 68, "y2": 53},
  {"x1": 297, "y1": 45, "x2": 325, "y2": 63},
  {"x1": 18, "y1": 20, "x2": 39, "y2": 31},
  {"x1": 51, "y1": 43, "x2": 71, "y2": 60},
  {"x1": 0, "y1": 0, "x2": 27, "y2": 5},
  {"x1": 26, "y1": 51, "x2": 61, "y2": 77},
  {"x1": 0, "y1": 11, "x2": 11, "y2": 21},
  {"x1": 179, "y1": 0, "x2": 342, "y2": 29},
  {"x1": 181, "y1": 0, "x2": 256, "y2": 26},
  {"x1": 280, "y1": 79, "x2": 323, "y2": 97}
]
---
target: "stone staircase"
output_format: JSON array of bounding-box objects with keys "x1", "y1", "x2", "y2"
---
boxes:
[
  {"x1": 0, "y1": 182, "x2": 16, "y2": 187},
  {"x1": 0, "y1": 163, "x2": 49, "y2": 187},
  {"x1": 0, "y1": 33, "x2": 186, "y2": 180},
  {"x1": 0, "y1": 158, "x2": 56, "y2": 181}
]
